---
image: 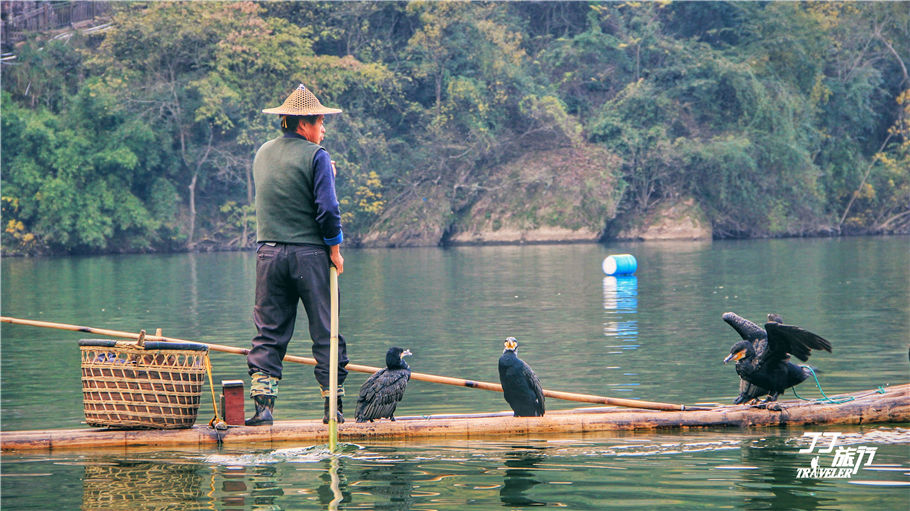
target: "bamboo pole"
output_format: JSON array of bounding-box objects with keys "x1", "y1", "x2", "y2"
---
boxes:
[
  {"x1": 328, "y1": 267, "x2": 339, "y2": 451},
  {"x1": 0, "y1": 316, "x2": 702, "y2": 411}
]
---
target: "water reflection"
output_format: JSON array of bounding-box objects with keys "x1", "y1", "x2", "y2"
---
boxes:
[
  {"x1": 218, "y1": 466, "x2": 248, "y2": 509},
  {"x1": 319, "y1": 456, "x2": 350, "y2": 509},
  {"x1": 499, "y1": 450, "x2": 547, "y2": 507},
  {"x1": 350, "y1": 449, "x2": 418, "y2": 510},
  {"x1": 211, "y1": 464, "x2": 284, "y2": 510},
  {"x1": 737, "y1": 438, "x2": 834, "y2": 511},
  {"x1": 82, "y1": 460, "x2": 205, "y2": 510},
  {"x1": 603, "y1": 276, "x2": 639, "y2": 342},
  {"x1": 603, "y1": 276, "x2": 639, "y2": 313},
  {"x1": 602, "y1": 274, "x2": 640, "y2": 386},
  {"x1": 21, "y1": 430, "x2": 910, "y2": 510},
  {"x1": 187, "y1": 252, "x2": 200, "y2": 333},
  {"x1": 2, "y1": 239, "x2": 908, "y2": 509}
]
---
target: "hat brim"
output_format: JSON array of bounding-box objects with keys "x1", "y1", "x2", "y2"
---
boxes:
[{"x1": 262, "y1": 106, "x2": 342, "y2": 116}]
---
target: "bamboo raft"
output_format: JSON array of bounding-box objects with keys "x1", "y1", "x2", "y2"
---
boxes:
[{"x1": 3, "y1": 383, "x2": 907, "y2": 452}]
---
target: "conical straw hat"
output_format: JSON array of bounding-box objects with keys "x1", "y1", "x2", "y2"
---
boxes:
[{"x1": 262, "y1": 84, "x2": 342, "y2": 116}]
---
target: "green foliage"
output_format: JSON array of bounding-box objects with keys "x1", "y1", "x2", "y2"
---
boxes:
[
  {"x1": 840, "y1": 89, "x2": 910, "y2": 233},
  {"x1": 590, "y1": 80, "x2": 674, "y2": 211},
  {"x1": 678, "y1": 136, "x2": 761, "y2": 234},
  {"x1": 2, "y1": 1, "x2": 908, "y2": 254},
  {"x1": 208, "y1": 200, "x2": 255, "y2": 248},
  {"x1": 0, "y1": 88, "x2": 175, "y2": 254},
  {"x1": 581, "y1": 1, "x2": 902, "y2": 236},
  {"x1": 3, "y1": 35, "x2": 87, "y2": 112}
]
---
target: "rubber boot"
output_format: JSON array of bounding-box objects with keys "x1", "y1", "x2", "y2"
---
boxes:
[
  {"x1": 245, "y1": 395, "x2": 275, "y2": 426},
  {"x1": 322, "y1": 396, "x2": 344, "y2": 424}
]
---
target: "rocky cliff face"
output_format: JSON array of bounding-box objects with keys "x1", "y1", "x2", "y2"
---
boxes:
[
  {"x1": 360, "y1": 144, "x2": 623, "y2": 247},
  {"x1": 358, "y1": 184, "x2": 454, "y2": 247},
  {"x1": 358, "y1": 146, "x2": 717, "y2": 247},
  {"x1": 613, "y1": 198, "x2": 712, "y2": 241}
]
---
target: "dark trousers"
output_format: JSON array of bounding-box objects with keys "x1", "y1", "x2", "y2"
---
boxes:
[{"x1": 247, "y1": 243, "x2": 348, "y2": 388}]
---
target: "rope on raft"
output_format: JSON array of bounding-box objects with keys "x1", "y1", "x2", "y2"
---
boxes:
[
  {"x1": 205, "y1": 353, "x2": 228, "y2": 431},
  {"x1": 792, "y1": 365, "x2": 886, "y2": 404}
]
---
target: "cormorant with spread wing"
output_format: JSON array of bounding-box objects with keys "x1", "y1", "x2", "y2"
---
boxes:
[
  {"x1": 498, "y1": 337, "x2": 545, "y2": 417},
  {"x1": 722, "y1": 312, "x2": 783, "y2": 404},
  {"x1": 724, "y1": 314, "x2": 832, "y2": 403},
  {"x1": 355, "y1": 347, "x2": 412, "y2": 422}
]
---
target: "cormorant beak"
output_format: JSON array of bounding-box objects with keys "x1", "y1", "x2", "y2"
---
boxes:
[
  {"x1": 400, "y1": 349, "x2": 412, "y2": 358},
  {"x1": 723, "y1": 349, "x2": 746, "y2": 364},
  {"x1": 503, "y1": 337, "x2": 518, "y2": 351}
]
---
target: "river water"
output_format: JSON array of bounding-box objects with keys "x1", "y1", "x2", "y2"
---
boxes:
[{"x1": 2, "y1": 237, "x2": 908, "y2": 509}]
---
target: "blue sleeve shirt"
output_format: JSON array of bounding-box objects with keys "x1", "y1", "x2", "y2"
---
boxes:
[{"x1": 312, "y1": 148, "x2": 343, "y2": 246}]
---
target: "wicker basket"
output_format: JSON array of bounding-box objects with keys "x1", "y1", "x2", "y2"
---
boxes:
[{"x1": 79, "y1": 338, "x2": 208, "y2": 429}]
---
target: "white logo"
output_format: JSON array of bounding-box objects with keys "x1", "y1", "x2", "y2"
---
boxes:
[{"x1": 795, "y1": 432, "x2": 877, "y2": 479}]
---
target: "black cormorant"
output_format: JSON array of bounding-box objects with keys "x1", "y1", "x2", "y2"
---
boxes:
[
  {"x1": 355, "y1": 347, "x2": 412, "y2": 422},
  {"x1": 722, "y1": 312, "x2": 784, "y2": 404},
  {"x1": 724, "y1": 315, "x2": 832, "y2": 403},
  {"x1": 498, "y1": 337, "x2": 545, "y2": 417}
]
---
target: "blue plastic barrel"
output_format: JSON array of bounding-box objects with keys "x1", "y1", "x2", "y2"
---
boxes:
[{"x1": 602, "y1": 254, "x2": 637, "y2": 276}]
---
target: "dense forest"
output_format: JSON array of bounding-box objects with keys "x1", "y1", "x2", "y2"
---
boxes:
[{"x1": 2, "y1": 1, "x2": 908, "y2": 255}]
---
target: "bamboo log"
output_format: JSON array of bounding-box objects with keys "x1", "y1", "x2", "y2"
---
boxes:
[
  {"x1": 2, "y1": 384, "x2": 907, "y2": 452},
  {"x1": 328, "y1": 267, "x2": 339, "y2": 451},
  {"x1": 0, "y1": 316, "x2": 698, "y2": 411}
]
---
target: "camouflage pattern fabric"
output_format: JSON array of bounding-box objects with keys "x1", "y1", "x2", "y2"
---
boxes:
[
  {"x1": 250, "y1": 372, "x2": 279, "y2": 397},
  {"x1": 320, "y1": 385, "x2": 345, "y2": 398}
]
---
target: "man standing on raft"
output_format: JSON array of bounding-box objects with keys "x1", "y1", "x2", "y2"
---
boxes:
[{"x1": 246, "y1": 84, "x2": 348, "y2": 426}]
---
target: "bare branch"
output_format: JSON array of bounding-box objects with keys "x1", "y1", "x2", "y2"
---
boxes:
[
  {"x1": 838, "y1": 131, "x2": 893, "y2": 229},
  {"x1": 875, "y1": 31, "x2": 909, "y2": 86},
  {"x1": 875, "y1": 209, "x2": 910, "y2": 232}
]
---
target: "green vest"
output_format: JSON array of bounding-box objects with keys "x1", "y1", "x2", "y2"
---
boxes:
[{"x1": 253, "y1": 136, "x2": 325, "y2": 245}]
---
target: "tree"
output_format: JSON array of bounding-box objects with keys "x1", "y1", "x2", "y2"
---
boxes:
[
  {"x1": 1, "y1": 86, "x2": 176, "y2": 254},
  {"x1": 4, "y1": 1, "x2": 909, "y2": 254}
]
